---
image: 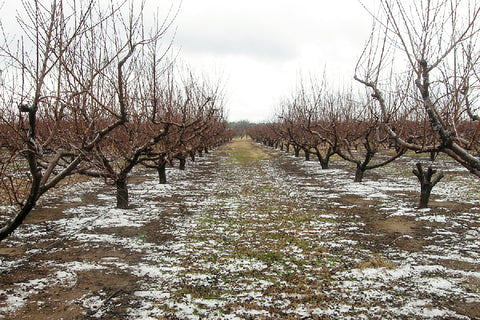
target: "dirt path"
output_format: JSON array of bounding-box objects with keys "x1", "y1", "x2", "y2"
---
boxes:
[{"x1": 1, "y1": 138, "x2": 480, "y2": 319}]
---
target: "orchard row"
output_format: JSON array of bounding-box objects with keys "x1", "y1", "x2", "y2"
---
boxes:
[
  {"x1": 249, "y1": 0, "x2": 480, "y2": 208},
  {"x1": 0, "y1": 1, "x2": 234, "y2": 241}
]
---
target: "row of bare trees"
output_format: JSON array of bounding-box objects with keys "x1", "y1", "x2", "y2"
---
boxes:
[
  {"x1": 250, "y1": 0, "x2": 480, "y2": 208},
  {"x1": 0, "y1": 0, "x2": 231, "y2": 241},
  {"x1": 248, "y1": 81, "x2": 407, "y2": 183},
  {"x1": 354, "y1": 0, "x2": 480, "y2": 178},
  {"x1": 248, "y1": 80, "x2": 453, "y2": 208}
]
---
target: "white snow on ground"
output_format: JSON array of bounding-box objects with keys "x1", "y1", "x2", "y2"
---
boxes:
[
  {"x1": 0, "y1": 270, "x2": 77, "y2": 315},
  {"x1": 0, "y1": 146, "x2": 479, "y2": 319}
]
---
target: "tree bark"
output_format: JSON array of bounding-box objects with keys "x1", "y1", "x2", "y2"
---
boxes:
[
  {"x1": 314, "y1": 147, "x2": 333, "y2": 169},
  {"x1": 303, "y1": 148, "x2": 310, "y2": 161},
  {"x1": 319, "y1": 158, "x2": 329, "y2": 169},
  {"x1": 116, "y1": 178, "x2": 129, "y2": 209},
  {"x1": 157, "y1": 160, "x2": 167, "y2": 184},
  {"x1": 354, "y1": 164, "x2": 365, "y2": 182},
  {"x1": 294, "y1": 146, "x2": 301, "y2": 157},
  {"x1": 178, "y1": 155, "x2": 186, "y2": 170},
  {"x1": 0, "y1": 186, "x2": 39, "y2": 241},
  {"x1": 412, "y1": 163, "x2": 444, "y2": 208}
]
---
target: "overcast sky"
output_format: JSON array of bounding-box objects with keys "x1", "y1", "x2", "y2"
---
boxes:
[
  {"x1": 0, "y1": 0, "x2": 375, "y2": 123},
  {"x1": 170, "y1": 0, "x2": 375, "y2": 122}
]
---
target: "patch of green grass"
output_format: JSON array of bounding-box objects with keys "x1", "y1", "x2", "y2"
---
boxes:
[
  {"x1": 227, "y1": 244, "x2": 284, "y2": 265},
  {"x1": 231, "y1": 151, "x2": 266, "y2": 163},
  {"x1": 225, "y1": 138, "x2": 269, "y2": 165},
  {"x1": 137, "y1": 232, "x2": 147, "y2": 244},
  {"x1": 179, "y1": 283, "x2": 226, "y2": 300},
  {"x1": 256, "y1": 251, "x2": 284, "y2": 264}
]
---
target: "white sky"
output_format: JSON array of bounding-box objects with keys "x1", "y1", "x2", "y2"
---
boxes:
[{"x1": 171, "y1": 0, "x2": 375, "y2": 122}]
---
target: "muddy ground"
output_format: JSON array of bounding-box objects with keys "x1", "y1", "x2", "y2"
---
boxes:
[{"x1": 0, "y1": 138, "x2": 479, "y2": 319}]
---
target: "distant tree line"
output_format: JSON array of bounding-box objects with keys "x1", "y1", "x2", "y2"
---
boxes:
[{"x1": 228, "y1": 120, "x2": 257, "y2": 137}]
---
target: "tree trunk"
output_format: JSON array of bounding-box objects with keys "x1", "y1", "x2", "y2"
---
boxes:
[
  {"x1": 320, "y1": 157, "x2": 329, "y2": 169},
  {"x1": 315, "y1": 148, "x2": 330, "y2": 169},
  {"x1": 178, "y1": 155, "x2": 186, "y2": 170},
  {"x1": 419, "y1": 185, "x2": 433, "y2": 209},
  {"x1": 157, "y1": 160, "x2": 167, "y2": 184},
  {"x1": 116, "y1": 177, "x2": 129, "y2": 209},
  {"x1": 303, "y1": 148, "x2": 310, "y2": 161},
  {"x1": 0, "y1": 188, "x2": 39, "y2": 241},
  {"x1": 354, "y1": 165, "x2": 365, "y2": 182},
  {"x1": 294, "y1": 146, "x2": 300, "y2": 157},
  {"x1": 412, "y1": 163, "x2": 444, "y2": 209}
]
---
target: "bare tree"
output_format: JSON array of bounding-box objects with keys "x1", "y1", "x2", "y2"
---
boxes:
[
  {"x1": 0, "y1": 0, "x2": 177, "y2": 239},
  {"x1": 0, "y1": 0, "x2": 128, "y2": 240},
  {"x1": 305, "y1": 87, "x2": 348, "y2": 170},
  {"x1": 412, "y1": 162, "x2": 444, "y2": 208},
  {"x1": 336, "y1": 115, "x2": 406, "y2": 182},
  {"x1": 278, "y1": 99, "x2": 313, "y2": 160},
  {"x1": 139, "y1": 64, "x2": 228, "y2": 185},
  {"x1": 355, "y1": 0, "x2": 480, "y2": 177},
  {"x1": 168, "y1": 67, "x2": 227, "y2": 170},
  {"x1": 76, "y1": 3, "x2": 178, "y2": 209},
  {"x1": 248, "y1": 123, "x2": 280, "y2": 148}
]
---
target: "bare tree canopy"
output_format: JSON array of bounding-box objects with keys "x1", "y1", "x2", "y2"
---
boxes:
[
  {"x1": 355, "y1": 0, "x2": 480, "y2": 177},
  {"x1": 0, "y1": 0, "x2": 180, "y2": 240}
]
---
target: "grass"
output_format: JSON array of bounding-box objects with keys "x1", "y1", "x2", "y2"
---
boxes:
[
  {"x1": 225, "y1": 137, "x2": 269, "y2": 164},
  {"x1": 355, "y1": 254, "x2": 396, "y2": 270},
  {"x1": 179, "y1": 283, "x2": 226, "y2": 300}
]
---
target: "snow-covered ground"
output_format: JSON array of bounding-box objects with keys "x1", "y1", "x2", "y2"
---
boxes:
[{"x1": 0, "y1": 143, "x2": 479, "y2": 319}]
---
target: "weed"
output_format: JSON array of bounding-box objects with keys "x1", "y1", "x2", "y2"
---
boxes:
[
  {"x1": 226, "y1": 138, "x2": 269, "y2": 164},
  {"x1": 463, "y1": 276, "x2": 480, "y2": 293},
  {"x1": 355, "y1": 254, "x2": 396, "y2": 270},
  {"x1": 179, "y1": 284, "x2": 224, "y2": 300},
  {"x1": 257, "y1": 251, "x2": 283, "y2": 264},
  {"x1": 137, "y1": 232, "x2": 147, "y2": 244}
]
